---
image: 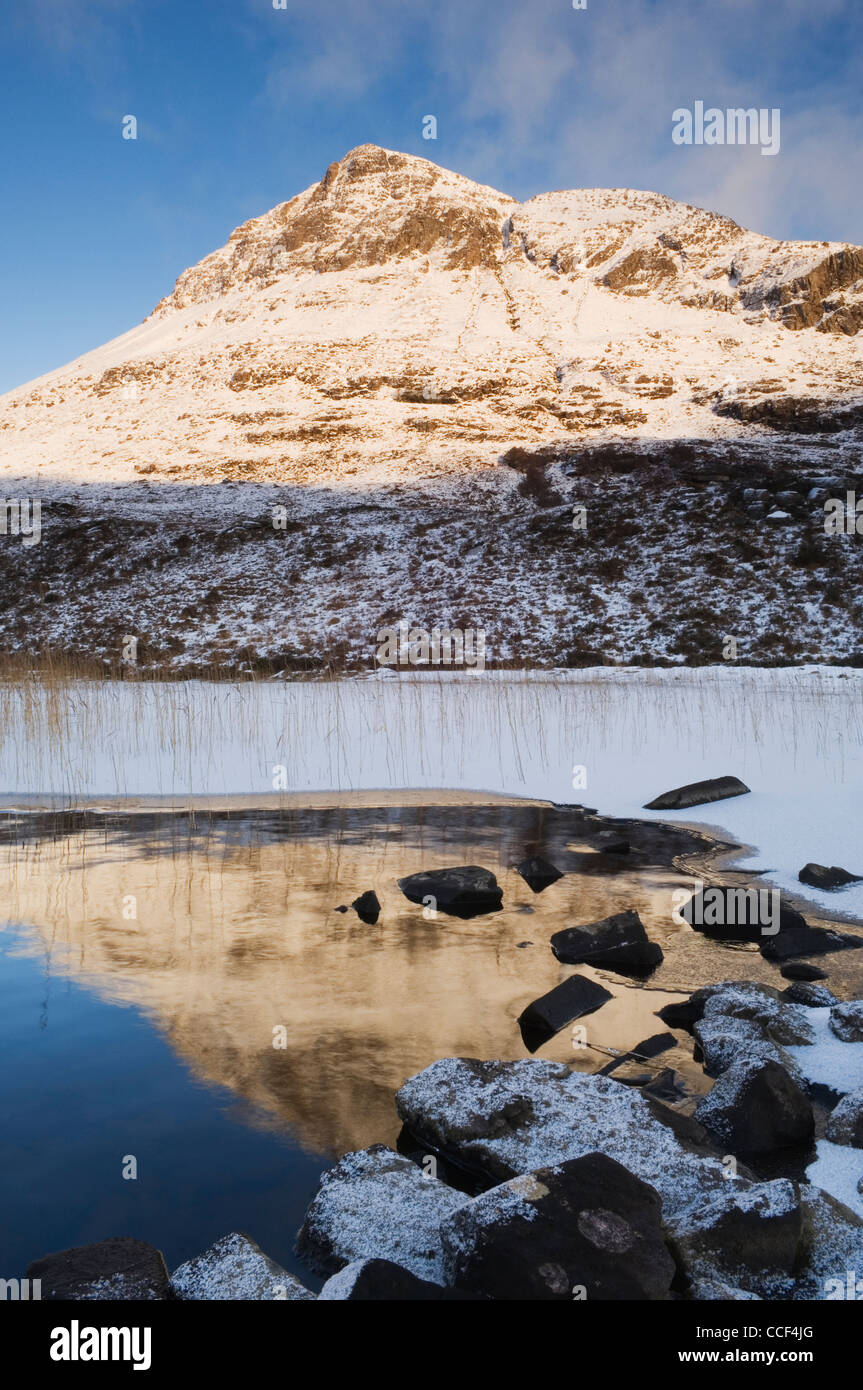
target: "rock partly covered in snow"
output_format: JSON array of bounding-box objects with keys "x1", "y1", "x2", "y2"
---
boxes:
[
  {"x1": 318, "y1": 1257, "x2": 482, "y2": 1300},
  {"x1": 295, "y1": 1144, "x2": 467, "y2": 1283},
  {"x1": 826, "y1": 1090, "x2": 863, "y2": 1148},
  {"x1": 830, "y1": 1002, "x2": 863, "y2": 1043},
  {"x1": 439, "y1": 1153, "x2": 676, "y2": 1301},
  {"x1": 668, "y1": 1179, "x2": 802, "y2": 1299},
  {"x1": 26, "y1": 1237, "x2": 172, "y2": 1301},
  {"x1": 170, "y1": 1232, "x2": 314, "y2": 1300},
  {"x1": 695, "y1": 1058, "x2": 814, "y2": 1155},
  {"x1": 395, "y1": 1057, "x2": 742, "y2": 1236}
]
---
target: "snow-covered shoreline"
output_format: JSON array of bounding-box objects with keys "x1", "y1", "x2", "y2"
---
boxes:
[{"x1": 1, "y1": 664, "x2": 862, "y2": 919}]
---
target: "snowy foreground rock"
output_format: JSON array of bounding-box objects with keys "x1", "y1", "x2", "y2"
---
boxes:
[{"x1": 23, "y1": 979, "x2": 863, "y2": 1299}]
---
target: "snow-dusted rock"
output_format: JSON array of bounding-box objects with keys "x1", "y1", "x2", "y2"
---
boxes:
[
  {"x1": 790, "y1": 1187, "x2": 863, "y2": 1300},
  {"x1": 318, "y1": 1258, "x2": 480, "y2": 1300},
  {"x1": 782, "y1": 982, "x2": 837, "y2": 1008},
  {"x1": 695, "y1": 1058, "x2": 814, "y2": 1154},
  {"x1": 701, "y1": 984, "x2": 815, "y2": 1046},
  {"x1": 170, "y1": 1233, "x2": 314, "y2": 1301},
  {"x1": 295, "y1": 1145, "x2": 467, "y2": 1283},
  {"x1": 826, "y1": 1090, "x2": 863, "y2": 1148},
  {"x1": 830, "y1": 1001, "x2": 863, "y2": 1043},
  {"x1": 693, "y1": 1014, "x2": 804, "y2": 1083},
  {"x1": 26, "y1": 1237, "x2": 171, "y2": 1301},
  {"x1": 669, "y1": 1180, "x2": 801, "y2": 1299},
  {"x1": 440, "y1": 1153, "x2": 676, "y2": 1301},
  {"x1": 396, "y1": 1057, "x2": 741, "y2": 1235}
]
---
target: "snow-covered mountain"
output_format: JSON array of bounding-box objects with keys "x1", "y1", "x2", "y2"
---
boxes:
[
  {"x1": 2, "y1": 143, "x2": 863, "y2": 487},
  {"x1": 2, "y1": 145, "x2": 863, "y2": 673}
]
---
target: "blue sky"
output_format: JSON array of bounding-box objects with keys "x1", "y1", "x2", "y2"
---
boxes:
[{"x1": 1, "y1": 0, "x2": 861, "y2": 394}]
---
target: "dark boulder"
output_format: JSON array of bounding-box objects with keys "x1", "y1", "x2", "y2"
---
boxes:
[
  {"x1": 518, "y1": 974, "x2": 612, "y2": 1052},
  {"x1": 351, "y1": 890, "x2": 381, "y2": 924},
  {"x1": 27, "y1": 1237, "x2": 172, "y2": 1300},
  {"x1": 440, "y1": 1153, "x2": 676, "y2": 1300},
  {"x1": 515, "y1": 855, "x2": 563, "y2": 893},
  {"x1": 681, "y1": 885, "x2": 799, "y2": 941},
  {"x1": 644, "y1": 775, "x2": 750, "y2": 811},
  {"x1": 761, "y1": 923, "x2": 863, "y2": 962},
  {"x1": 799, "y1": 863, "x2": 862, "y2": 891},
  {"x1": 695, "y1": 1059, "x2": 814, "y2": 1156},
  {"x1": 780, "y1": 962, "x2": 828, "y2": 981},
  {"x1": 397, "y1": 865, "x2": 503, "y2": 918},
  {"x1": 550, "y1": 909, "x2": 663, "y2": 975}
]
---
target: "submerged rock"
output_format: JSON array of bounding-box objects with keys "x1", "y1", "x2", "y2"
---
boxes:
[
  {"x1": 518, "y1": 974, "x2": 612, "y2": 1052},
  {"x1": 397, "y1": 865, "x2": 503, "y2": 918},
  {"x1": 781, "y1": 962, "x2": 828, "y2": 982},
  {"x1": 27, "y1": 1237, "x2": 171, "y2": 1301},
  {"x1": 440, "y1": 1153, "x2": 676, "y2": 1301},
  {"x1": 799, "y1": 863, "x2": 862, "y2": 891},
  {"x1": 296, "y1": 1144, "x2": 467, "y2": 1283},
  {"x1": 593, "y1": 831, "x2": 630, "y2": 854},
  {"x1": 550, "y1": 909, "x2": 663, "y2": 974},
  {"x1": 830, "y1": 1001, "x2": 863, "y2": 1043},
  {"x1": 515, "y1": 855, "x2": 563, "y2": 893},
  {"x1": 644, "y1": 775, "x2": 750, "y2": 811},
  {"x1": 171, "y1": 1233, "x2": 313, "y2": 1300},
  {"x1": 695, "y1": 1058, "x2": 814, "y2": 1155},
  {"x1": 351, "y1": 890, "x2": 381, "y2": 924}
]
